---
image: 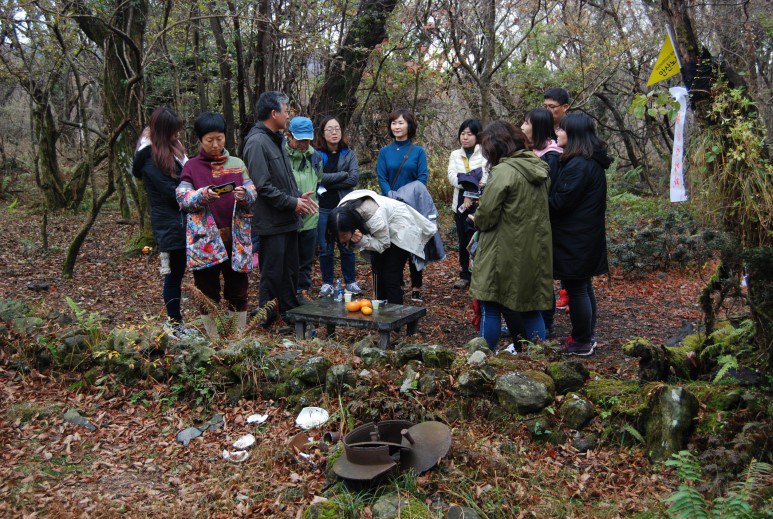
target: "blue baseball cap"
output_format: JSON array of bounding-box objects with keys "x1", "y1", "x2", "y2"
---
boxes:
[{"x1": 288, "y1": 117, "x2": 314, "y2": 140}]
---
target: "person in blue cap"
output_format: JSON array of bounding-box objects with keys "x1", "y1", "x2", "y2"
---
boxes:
[{"x1": 286, "y1": 116, "x2": 323, "y2": 304}]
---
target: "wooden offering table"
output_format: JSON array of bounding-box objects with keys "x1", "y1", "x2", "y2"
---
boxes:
[{"x1": 286, "y1": 299, "x2": 427, "y2": 349}]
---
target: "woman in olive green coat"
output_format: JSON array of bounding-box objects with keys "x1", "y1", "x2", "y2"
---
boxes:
[{"x1": 469, "y1": 120, "x2": 553, "y2": 351}]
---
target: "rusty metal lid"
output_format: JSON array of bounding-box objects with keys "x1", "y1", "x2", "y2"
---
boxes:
[
  {"x1": 333, "y1": 420, "x2": 451, "y2": 480},
  {"x1": 399, "y1": 421, "x2": 452, "y2": 473},
  {"x1": 333, "y1": 420, "x2": 414, "y2": 481},
  {"x1": 333, "y1": 441, "x2": 398, "y2": 480}
]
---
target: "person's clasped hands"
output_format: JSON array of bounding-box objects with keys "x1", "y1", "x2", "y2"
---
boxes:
[{"x1": 295, "y1": 191, "x2": 319, "y2": 215}]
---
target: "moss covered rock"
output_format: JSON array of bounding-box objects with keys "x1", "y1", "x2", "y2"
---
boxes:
[
  {"x1": 545, "y1": 361, "x2": 589, "y2": 394},
  {"x1": 465, "y1": 337, "x2": 490, "y2": 355},
  {"x1": 422, "y1": 344, "x2": 454, "y2": 368},
  {"x1": 371, "y1": 493, "x2": 432, "y2": 519},
  {"x1": 623, "y1": 337, "x2": 700, "y2": 382},
  {"x1": 359, "y1": 347, "x2": 391, "y2": 368},
  {"x1": 495, "y1": 370, "x2": 555, "y2": 415},
  {"x1": 301, "y1": 499, "x2": 345, "y2": 519},
  {"x1": 325, "y1": 364, "x2": 355, "y2": 395},
  {"x1": 584, "y1": 378, "x2": 648, "y2": 424},
  {"x1": 294, "y1": 355, "x2": 332, "y2": 385},
  {"x1": 395, "y1": 343, "x2": 425, "y2": 366},
  {"x1": 643, "y1": 385, "x2": 699, "y2": 461},
  {"x1": 560, "y1": 393, "x2": 596, "y2": 430},
  {"x1": 456, "y1": 365, "x2": 496, "y2": 396},
  {"x1": 0, "y1": 299, "x2": 30, "y2": 322}
]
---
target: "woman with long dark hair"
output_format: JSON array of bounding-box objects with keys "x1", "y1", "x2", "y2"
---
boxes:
[
  {"x1": 469, "y1": 121, "x2": 553, "y2": 351},
  {"x1": 522, "y1": 107, "x2": 564, "y2": 336},
  {"x1": 446, "y1": 118, "x2": 488, "y2": 289},
  {"x1": 376, "y1": 109, "x2": 429, "y2": 301},
  {"x1": 327, "y1": 189, "x2": 437, "y2": 305},
  {"x1": 312, "y1": 116, "x2": 361, "y2": 297},
  {"x1": 550, "y1": 113, "x2": 611, "y2": 356},
  {"x1": 131, "y1": 107, "x2": 189, "y2": 339}
]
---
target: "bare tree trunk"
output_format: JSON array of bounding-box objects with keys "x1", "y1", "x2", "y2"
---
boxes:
[
  {"x1": 210, "y1": 8, "x2": 236, "y2": 151},
  {"x1": 308, "y1": 0, "x2": 400, "y2": 128},
  {"x1": 227, "y1": 1, "x2": 250, "y2": 154},
  {"x1": 192, "y1": 4, "x2": 209, "y2": 112}
]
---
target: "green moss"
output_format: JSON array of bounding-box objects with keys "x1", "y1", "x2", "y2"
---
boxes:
[
  {"x1": 486, "y1": 354, "x2": 522, "y2": 372},
  {"x1": 526, "y1": 370, "x2": 556, "y2": 392},
  {"x1": 301, "y1": 500, "x2": 345, "y2": 519},
  {"x1": 399, "y1": 498, "x2": 433, "y2": 518},
  {"x1": 683, "y1": 381, "x2": 743, "y2": 411},
  {"x1": 584, "y1": 379, "x2": 652, "y2": 422}
]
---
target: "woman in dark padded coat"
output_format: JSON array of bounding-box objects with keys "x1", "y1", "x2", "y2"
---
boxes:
[
  {"x1": 131, "y1": 107, "x2": 189, "y2": 339},
  {"x1": 549, "y1": 113, "x2": 610, "y2": 356}
]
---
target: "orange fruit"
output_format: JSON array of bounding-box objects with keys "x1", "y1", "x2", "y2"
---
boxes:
[
  {"x1": 359, "y1": 299, "x2": 372, "y2": 308},
  {"x1": 361, "y1": 306, "x2": 373, "y2": 315},
  {"x1": 346, "y1": 301, "x2": 361, "y2": 312}
]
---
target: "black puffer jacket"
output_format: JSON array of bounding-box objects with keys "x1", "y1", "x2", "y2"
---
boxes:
[
  {"x1": 549, "y1": 148, "x2": 610, "y2": 280},
  {"x1": 132, "y1": 145, "x2": 186, "y2": 252}
]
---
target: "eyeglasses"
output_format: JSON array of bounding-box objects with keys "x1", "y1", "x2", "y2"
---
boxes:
[
  {"x1": 325, "y1": 128, "x2": 342, "y2": 134},
  {"x1": 544, "y1": 103, "x2": 561, "y2": 110}
]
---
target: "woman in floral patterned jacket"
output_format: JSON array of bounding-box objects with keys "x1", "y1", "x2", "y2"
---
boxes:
[{"x1": 176, "y1": 112, "x2": 257, "y2": 339}]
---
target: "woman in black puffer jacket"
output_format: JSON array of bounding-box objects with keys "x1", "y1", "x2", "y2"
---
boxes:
[
  {"x1": 549, "y1": 113, "x2": 610, "y2": 356},
  {"x1": 131, "y1": 107, "x2": 189, "y2": 338}
]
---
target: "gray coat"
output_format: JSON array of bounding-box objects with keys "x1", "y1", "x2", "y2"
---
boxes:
[
  {"x1": 243, "y1": 122, "x2": 302, "y2": 236},
  {"x1": 318, "y1": 147, "x2": 359, "y2": 200},
  {"x1": 387, "y1": 181, "x2": 446, "y2": 268}
]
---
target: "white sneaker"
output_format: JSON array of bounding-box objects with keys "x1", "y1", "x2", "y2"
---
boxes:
[
  {"x1": 319, "y1": 284, "x2": 334, "y2": 297},
  {"x1": 345, "y1": 282, "x2": 362, "y2": 295},
  {"x1": 497, "y1": 343, "x2": 517, "y2": 355}
]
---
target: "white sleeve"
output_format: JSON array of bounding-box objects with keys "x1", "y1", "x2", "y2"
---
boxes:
[
  {"x1": 447, "y1": 151, "x2": 461, "y2": 188},
  {"x1": 355, "y1": 207, "x2": 391, "y2": 254}
]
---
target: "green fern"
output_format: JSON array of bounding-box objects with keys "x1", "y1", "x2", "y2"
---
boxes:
[
  {"x1": 713, "y1": 354, "x2": 739, "y2": 383},
  {"x1": 664, "y1": 484, "x2": 710, "y2": 519},
  {"x1": 622, "y1": 424, "x2": 645, "y2": 444},
  {"x1": 664, "y1": 451, "x2": 770, "y2": 519}
]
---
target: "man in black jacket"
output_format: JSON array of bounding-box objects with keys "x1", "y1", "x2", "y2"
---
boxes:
[{"x1": 243, "y1": 91, "x2": 318, "y2": 324}]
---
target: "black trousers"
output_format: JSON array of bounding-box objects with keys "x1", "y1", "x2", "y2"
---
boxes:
[
  {"x1": 297, "y1": 228, "x2": 317, "y2": 291},
  {"x1": 258, "y1": 231, "x2": 299, "y2": 316},
  {"x1": 372, "y1": 245, "x2": 410, "y2": 304},
  {"x1": 454, "y1": 211, "x2": 475, "y2": 281},
  {"x1": 409, "y1": 261, "x2": 422, "y2": 289},
  {"x1": 192, "y1": 257, "x2": 249, "y2": 312}
]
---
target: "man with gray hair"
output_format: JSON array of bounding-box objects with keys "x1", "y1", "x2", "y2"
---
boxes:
[{"x1": 243, "y1": 91, "x2": 318, "y2": 326}]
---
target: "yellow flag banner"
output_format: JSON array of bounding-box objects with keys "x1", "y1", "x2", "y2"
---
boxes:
[{"x1": 647, "y1": 35, "x2": 680, "y2": 86}]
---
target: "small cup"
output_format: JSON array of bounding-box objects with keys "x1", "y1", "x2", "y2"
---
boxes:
[
  {"x1": 372, "y1": 300, "x2": 381, "y2": 310},
  {"x1": 343, "y1": 292, "x2": 352, "y2": 303}
]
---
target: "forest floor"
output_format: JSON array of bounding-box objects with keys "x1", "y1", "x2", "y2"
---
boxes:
[{"x1": 0, "y1": 202, "x2": 712, "y2": 517}]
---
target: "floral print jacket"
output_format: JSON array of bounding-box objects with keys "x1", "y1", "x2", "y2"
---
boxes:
[{"x1": 176, "y1": 175, "x2": 257, "y2": 273}]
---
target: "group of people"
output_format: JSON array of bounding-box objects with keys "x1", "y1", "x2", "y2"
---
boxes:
[
  {"x1": 133, "y1": 87, "x2": 609, "y2": 356},
  {"x1": 455, "y1": 88, "x2": 610, "y2": 356}
]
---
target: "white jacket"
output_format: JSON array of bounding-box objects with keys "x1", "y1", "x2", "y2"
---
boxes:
[
  {"x1": 339, "y1": 189, "x2": 437, "y2": 259},
  {"x1": 446, "y1": 145, "x2": 489, "y2": 212}
]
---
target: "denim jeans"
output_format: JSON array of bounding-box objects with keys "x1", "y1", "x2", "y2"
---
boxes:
[
  {"x1": 317, "y1": 207, "x2": 356, "y2": 285},
  {"x1": 561, "y1": 278, "x2": 597, "y2": 343},
  {"x1": 162, "y1": 249, "x2": 187, "y2": 322},
  {"x1": 480, "y1": 301, "x2": 546, "y2": 351}
]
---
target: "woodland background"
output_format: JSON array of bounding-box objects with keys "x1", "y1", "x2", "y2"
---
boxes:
[{"x1": 0, "y1": 1, "x2": 771, "y2": 517}]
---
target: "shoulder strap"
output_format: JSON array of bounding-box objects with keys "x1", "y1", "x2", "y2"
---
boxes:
[{"x1": 388, "y1": 144, "x2": 414, "y2": 189}]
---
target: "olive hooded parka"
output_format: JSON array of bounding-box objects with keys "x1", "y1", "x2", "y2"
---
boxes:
[{"x1": 469, "y1": 150, "x2": 553, "y2": 312}]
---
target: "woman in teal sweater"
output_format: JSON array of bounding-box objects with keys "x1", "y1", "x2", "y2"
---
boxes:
[{"x1": 376, "y1": 109, "x2": 429, "y2": 301}]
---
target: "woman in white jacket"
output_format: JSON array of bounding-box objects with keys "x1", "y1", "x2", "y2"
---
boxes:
[
  {"x1": 447, "y1": 119, "x2": 488, "y2": 289},
  {"x1": 327, "y1": 189, "x2": 437, "y2": 304}
]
